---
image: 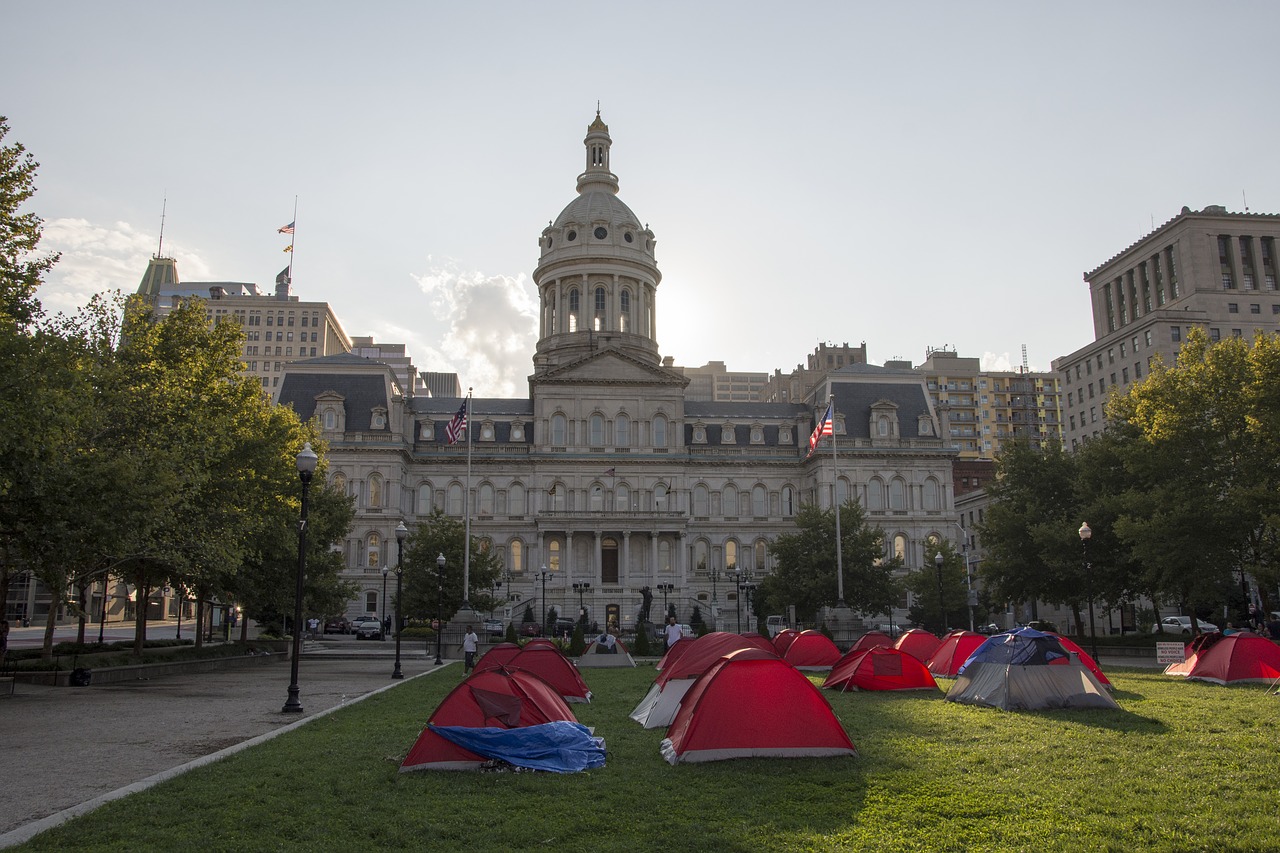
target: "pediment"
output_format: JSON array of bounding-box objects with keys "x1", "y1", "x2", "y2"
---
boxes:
[{"x1": 531, "y1": 349, "x2": 688, "y2": 388}]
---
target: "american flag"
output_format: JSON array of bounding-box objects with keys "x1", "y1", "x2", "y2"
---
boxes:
[
  {"x1": 444, "y1": 402, "x2": 468, "y2": 445},
  {"x1": 806, "y1": 403, "x2": 834, "y2": 459},
  {"x1": 278, "y1": 221, "x2": 295, "y2": 235}
]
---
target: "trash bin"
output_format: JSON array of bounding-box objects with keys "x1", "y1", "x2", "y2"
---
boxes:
[{"x1": 70, "y1": 668, "x2": 92, "y2": 687}]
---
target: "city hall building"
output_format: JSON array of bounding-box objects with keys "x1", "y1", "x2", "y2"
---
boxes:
[{"x1": 278, "y1": 114, "x2": 960, "y2": 632}]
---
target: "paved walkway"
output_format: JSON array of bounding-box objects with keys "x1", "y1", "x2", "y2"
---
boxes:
[{"x1": 0, "y1": 639, "x2": 451, "y2": 848}]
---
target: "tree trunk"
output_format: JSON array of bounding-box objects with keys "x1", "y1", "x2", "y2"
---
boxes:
[
  {"x1": 132, "y1": 567, "x2": 149, "y2": 657},
  {"x1": 194, "y1": 597, "x2": 205, "y2": 651},
  {"x1": 41, "y1": 599, "x2": 58, "y2": 661},
  {"x1": 75, "y1": 578, "x2": 88, "y2": 645}
]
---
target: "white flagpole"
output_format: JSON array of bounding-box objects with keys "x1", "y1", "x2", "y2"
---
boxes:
[
  {"x1": 287, "y1": 196, "x2": 297, "y2": 281},
  {"x1": 462, "y1": 387, "x2": 473, "y2": 608},
  {"x1": 830, "y1": 393, "x2": 846, "y2": 607}
]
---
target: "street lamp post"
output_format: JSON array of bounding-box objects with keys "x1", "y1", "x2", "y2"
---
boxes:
[
  {"x1": 708, "y1": 565, "x2": 721, "y2": 631},
  {"x1": 1079, "y1": 522, "x2": 1097, "y2": 661},
  {"x1": 573, "y1": 581, "x2": 591, "y2": 628},
  {"x1": 283, "y1": 442, "x2": 318, "y2": 714},
  {"x1": 657, "y1": 583, "x2": 674, "y2": 622},
  {"x1": 733, "y1": 569, "x2": 754, "y2": 634},
  {"x1": 381, "y1": 564, "x2": 390, "y2": 642},
  {"x1": 538, "y1": 566, "x2": 548, "y2": 634},
  {"x1": 392, "y1": 522, "x2": 407, "y2": 679},
  {"x1": 434, "y1": 553, "x2": 445, "y2": 666},
  {"x1": 934, "y1": 551, "x2": 948, "y2": 635},
  {"x1": 955, "y1": 522, "x2": 975, "y2": 632}
]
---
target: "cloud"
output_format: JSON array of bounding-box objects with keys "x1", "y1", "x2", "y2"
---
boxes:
[
  {"x1": 981, "y1": 351, "x2": 1016, "y2": 372},
  {"x1": 406, "y1": 260, "x2": 539, "y2": 398},
  {"x1": 35, "y1": 218, "x2": 213, "y2": 315}
]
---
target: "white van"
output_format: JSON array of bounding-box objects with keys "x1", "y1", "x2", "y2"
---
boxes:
[{"x1": 765, "y1": 615, "x2": 786, "y2": 635}]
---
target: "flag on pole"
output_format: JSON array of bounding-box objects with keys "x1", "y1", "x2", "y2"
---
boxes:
[
  {"x1": 603, "y1": 467, "x2": 615, "y2": 477},
  {"x1": 806, "y1": 403, "x2": 834, "y2": 459},
  {"x1": 283, "y1": 245, "x2": 293, "y2": 253},
  {"x1": 277, "y1": 221, "x2": 295, "y2": 234},
  {"x1": 444, "y1": 402, "x2": 468, "y2": 445}
]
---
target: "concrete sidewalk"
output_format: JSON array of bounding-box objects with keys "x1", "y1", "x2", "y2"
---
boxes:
[{"x1": 0, "y1": 643, "x2": 452, "y2": 847}]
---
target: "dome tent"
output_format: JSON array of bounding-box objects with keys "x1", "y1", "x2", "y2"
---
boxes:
[
  {"x1": 824, "y1": 646, "x2": 939, "y2": 692},
  {"x1": 631, "y1": 632, "x2": 775, "y2": 729},
  {"x1": 1180, "y1": 632, "x2": 1280, "y2": 684},
  {"x1": 400, "y1": 667, "x2": 578, "y2": 772},
  {"x1": 782, "y1": 630, "x2": 841, "y2": 670},
  {"x1": 660, "y1": 648, "x2": 857, "y2": 764},
  {"x1": 850, "y1": 631, "x2": 894, "y2": 652},
  {"x1": 894, "y1": 628, "x2": 942, "y2": 663},
  {"x1": 946, "y1": 628, "x2": 1119, "y2": 711},
  {"x1": 926, "y1": 631, "x2": 986, "y2": 677},
  {"x1": 480, "y1": 646, "x2": 592, "y2": 704},
  {"x1": 1163, "y1": 630, "x2": 1226, "y2": 677}
]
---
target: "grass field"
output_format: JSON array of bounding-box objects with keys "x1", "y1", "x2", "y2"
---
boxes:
[{"x1": 15, "y1": 663, "x2": 1280, "y2": 853}]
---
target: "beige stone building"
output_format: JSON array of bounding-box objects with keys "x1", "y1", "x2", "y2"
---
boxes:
[
  {"x1": 278, "y1": 113, "x2": 964, "y2": 634},
  {"x1": 1055, "y1": 205, "x2": 1280, "y2": 448}
]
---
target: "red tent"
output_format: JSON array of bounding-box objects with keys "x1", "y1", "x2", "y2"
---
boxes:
[
  {"x1": 632, "y1": 632, "x2": 776, "y2": 728},
  {"x1": 474, "y1": 642, "x2": 522, "y2": 670},
  {"x1": 660, "y1": 648, "x2": 857, "y2": 764},
  {"x1": 656, "y1": 637, "x2": 693, "y2": 671},
  {"x1": 894, "y1": 628, "x2": 942, "y2": 663},
  {"x1": 1182, "y1": 632, "x2": 1280, "y2": 684},
  {"x1": 824, "y1": 646, "x2": 939, "y2": 692},
  {"x1": 1163, "y1": 631, "x2": 1226, "y2": 676},
  {"x1": 1047, "y1": 633, "x2": 1112, "y2": 687},
  {"x1": 851, "y1": 631, "x2": 894, "y2": 651},
  {"x1": 772, "y1": 629, "x2": 801, "y2": 655},
  {"x1": 782, "y1": 630, "x2": 841, "y2": 670},
  {"x1": 480, "y1": 646, "x2": 592, "y2": 703},
  {"x1": 925, "y1": 631, "x2": 986, "y2": 677},
  {"x1": 522, "y1": 638, "x2": 562, "y2": 653},
  {"x1": 400, "y1": 667, "x2": 577, "y2": 771}
]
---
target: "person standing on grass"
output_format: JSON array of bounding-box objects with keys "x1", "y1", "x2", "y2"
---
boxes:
[
  {"x1": 664, "y1": 615, "x2": 682, "y2": 652},
  {"x1": 462, "y1": 625, "x2": 479, "y2": 673}
]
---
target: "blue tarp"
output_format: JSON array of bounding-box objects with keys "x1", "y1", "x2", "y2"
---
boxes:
[
  {"x1": 429, "y1": 721, "x2": 606, "y2": 773},
  {"x1": 957, "y1": 627, "x2": 1071, "y2": 674}
]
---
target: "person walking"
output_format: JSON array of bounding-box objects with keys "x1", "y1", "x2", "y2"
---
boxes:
[
  {"x1": 663, "y1": 615, "x2": 682, "y2": 652},
  {"x1": 462, "y1": 625, "x2": 479, "y2": 673}
]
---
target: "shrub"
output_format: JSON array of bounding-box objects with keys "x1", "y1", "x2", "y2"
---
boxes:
[
  {"x1": 632, "y1": 625, "x2": 651, "y2": 656},
  {"x1": 504, "y1": 623, "x2": 518, "y2": 643},
  {"x1": 568, "y1": 623, "x2": 586, "y2": 656}
]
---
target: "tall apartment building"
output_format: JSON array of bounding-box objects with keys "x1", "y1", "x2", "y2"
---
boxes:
[
  {"x1": 917, "y1": 348, "x2": 1063, "y2": 459},
  {"x1": 136, "y1": 256, "x2": 352, "y2": 400},
  {"x1": 679, "y1": 361, "x2": 768, "y2": 402},
  {"x1": 763, "y1": 342, "x2": 868, "y2": 403},
  {"x1": 1055, "y1": 205, "x2": 1280, "y2": 448}
]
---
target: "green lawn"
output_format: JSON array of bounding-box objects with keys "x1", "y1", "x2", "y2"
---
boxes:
[{"x1": 16, "y1": 665, "x2": 1280, "y2": 852}]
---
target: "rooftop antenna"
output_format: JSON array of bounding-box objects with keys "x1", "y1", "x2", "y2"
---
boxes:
[
  {"x1": 156, "y1": 194, "x2": 167, "y2": 258},
  {"x1": 1021, "y1": 344, "x2": 1029, "y2": 374},
  {"x1": 1243, "y1": 190, "x2": 1249, "y2": 213}
]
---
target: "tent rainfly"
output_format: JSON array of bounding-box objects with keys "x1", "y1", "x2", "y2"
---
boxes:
[{"x1": 824, "y1": 646, "x2": 939, "y2": 692}]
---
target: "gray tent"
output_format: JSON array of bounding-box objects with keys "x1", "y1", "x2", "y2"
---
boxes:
[{"x1": 944, "y1": 662, "x2": 1120, "y2": 711}]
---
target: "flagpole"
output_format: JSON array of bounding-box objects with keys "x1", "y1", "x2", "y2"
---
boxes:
[
  {"x1": 830, "y1": 393, "x2": 846, "y2": 607},
  {"x1": 462, "y1": 387, "x2": 473, "y2": 608},
  {"x1": 287, "y1": 196, "x2": 297, "y2": 281}
]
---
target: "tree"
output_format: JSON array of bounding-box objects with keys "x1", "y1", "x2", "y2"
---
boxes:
[
  {"x1": 903, "y1": 542, "x2": 969, "y2": 634},
  {"x1": 758, "y1": 501, "x2": 900, "y2": 624},
  {"x1": 400, "y1": 510, "x2": 503, "y2": 623}
]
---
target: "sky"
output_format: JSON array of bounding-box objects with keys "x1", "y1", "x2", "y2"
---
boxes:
[{"x1": 7, "y1": 2, "x2": 1280, "y2": 397}]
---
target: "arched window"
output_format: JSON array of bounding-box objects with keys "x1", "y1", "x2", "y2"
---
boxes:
[
  {"x1": 568, "y1": 288, "x2": 580, "y2": 332},
  {"x1": 723, "y1": 484, "x2": 738, "y2": 517},
  {"x1": 510, "y1": 483, "x2": 526, "y2": 516},
  {"x1": 835, "y1": 477, "x2": 849, "y2": 506},
  {"x1": 868, "y1": 479, "x2": 885, "y2": 511},
  {"x1": 658, "y1": 540, "x2": 671, "y2": 573},
  {"x1": 693, "y1": 484, "x2": 710, "y2": 516},
  {"x1": 754, "y1": 540, "x2": 768, "y2": 572},
  {"x1": 590, "y1": 484, "x2": 603, "y2": 511},
  {"x1": 615, "y1": 413, "x2": 630, "y2": 447},
  {"x1": 752, "y1": 485, "x2": 768, "y2": 517},
  {"x1": 509, "y1": 540, "x2": 523, "y2": 574},
  {"x1": 725, "y1": 540, "x2": 738, "y2": 569},
  {"x1": 923, "y1": 478, "x2": 939, "y2": 511},
  {"x1": 590, "y1": 414, "x2": 604, "y2": 446},
  {"x1": 551, "y1": 413, "x2": 567, "y2": 446},
  {"x1": 616, "y1": 484, "x2": 630, "y2": 511},
  {"x1": 878, "y1": 416, "x2": 890, "y2": 437},
  {"x1": 548, "y1": 539, "x2": 561, "y2": 572},
  {"x1": 782, "y1": 486, "x2": 795, "y2": 516},
  {"x1": 694, "y1": 540, "x2": 709, "y2": 571},
  {"x1": 478, "y1": 483, "x2": 494, "y2": 515},
  {"x1": 367, "y1": 474, "x2": 382, "y2": 508},
  {"x1": 324, "y1": 409, "x2": 335, "y2": 429},
  {"x1": 652, "y1": 413, "x2": 667, "y2": 448},
  {"x1": 620, "y1": 288, "x2": 631, "y2": 332},
  {"x1": 417, "y1": 484, "x2": 432, "y2": 515},
  {"x1": 893, "y1": 533, "x2": 908, "y2": 561},
  {"x1": 654, "y1": 483, "x2": 669, "y2": 510},
  {"x1": 332, "y1": 472, "x2": 347, "y2": 494},
  {"x1": 889, "y1": 478, "x2": 906, "y2": 511},
  {"x1": 447, "y1": 483, "x2": 464, "y2": 516},
  {"x1": 594, "y1": 286, "x2": 606, "y2": 330},
  {"x1": 544, "y1": 293, "x2": 556, "y2": 335},
  {"x1": 368, "y1": 533, "x2": 381, "y2": 567}
]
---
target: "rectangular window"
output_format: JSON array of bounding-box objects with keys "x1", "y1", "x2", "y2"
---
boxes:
[
  {"x1": 1251, "y1": 304, "x2": 1261, "y2": 314},
  {"x1": 1144, "y1": 330, "x2": 1153, "y2": 346},
  {"x1": 1090, "y1": 406, "x2": 1098, "y2": 423},
  {"x1": 1210, "y1": 328, "x2": 1221, "y2": 342},
  {"x1": 1107, "y1": 348, "x2": 1115, "y2": 364},
  {"x1": 1120, "y1": 342, "x2": 1126, "y2": 358},
  {"x1": 1122, "y1": 367, "x2": 1129, "y2": 383},
  {"x1": 1228, "y1": 303, "x2": 1239, "y2": 314},
  {"x1": 1172, "y1": 326, "x2": 1181, "y2": 342},
  {"x1": 1232, "y1": 329, "x2": 1242, "y2": 338},
  {"x1": 1135, "y1": 361, "x2": 1142, "y2": 379}
]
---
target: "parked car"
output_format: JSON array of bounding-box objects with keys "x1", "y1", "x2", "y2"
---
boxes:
[
  {"x1": 484, "y1": 619, "x2": 504, "y2": 638},
  {"x1": 876, "y1": 624, "x2": 905, "y2": 638},
  {"x1": 679, "y1": 623, "x2": 695, "y2": 638},
  {"x1": 354, "y1": 619, "x2": 383, "y2": 640},
  {"x1": 519, "y1": 621, "x2": 542, "y2": 637},
  {"x1": 323, "y1": 617, "x2": 351, "y2": 635},
  {"x1": 553, "y1": 618, "x2": 578, "y2": 637},
  {"x1": 977, "y1": 623, "x2": 1003, "y2": 635},
  {"x1": 1156, "y1": 616, "x2": 1218, "y2": 634}
]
